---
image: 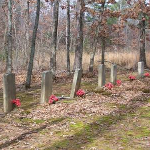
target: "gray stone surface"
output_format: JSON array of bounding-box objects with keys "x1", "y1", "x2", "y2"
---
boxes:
[
  {"x1": 98, "y1": 64, "x2": 105, "y2": 88},
  {"x1": 70, "y1": 69, "x2": 82, "y2": 98},
  {"x1": 3, "y1": 73, "x2": 16, "y2": 113},
  {"x1": 138, "y1": 62, "x2": 144, "y2": 78},
  {"x1": 40, "y1": 71, "x2": 53, "y2": 103},
  {"x1": 110, "y1": 64, "x2": 117, "y2": 85}
]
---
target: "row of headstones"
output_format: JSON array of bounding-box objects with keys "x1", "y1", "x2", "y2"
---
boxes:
[
  {"x1": 3, "y1": 61, "x2": 144, "y2": 113},
  {"x1": 3, "y1": 69, "x2": 82, "y2": 113},
  {"x1": 98, "y1": 61, "x2": 144, "y2": 87}
]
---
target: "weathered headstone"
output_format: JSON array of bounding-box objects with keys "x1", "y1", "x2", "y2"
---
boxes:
[
  {"x1": 138, "y1": 61, "x2": 144, "y2": 78},
  {"x1": 70, "y1": 69, "x2": 82, "y2": 98},
  {"x1": 3, "y1": 73, "x2": 16, "y2": 113},
  {"x1": 40, "y1": 71, "x2": 53, "y2": 103},
  {"x1": 110, "y1": 64, "x2": 117, "y2": 85},
  {"x1": 98, "y1": 64, "x2": 105, "y2": 88}
]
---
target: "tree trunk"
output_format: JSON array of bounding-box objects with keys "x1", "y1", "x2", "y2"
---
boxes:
[
  {"x1": 25, "y1": 0, "x2": 40, "y2": 89},
  {"x1": 6, "y1": 0, "x2": 13, "y2": 73},
  {"x1": 100, "y1": 2, "x2": 105, "y2": 65},
  {"x1": 25, "y1": 0, "x2": 30, "y2": 67},
  {"x1": 139, "y1": 16, "x2": 147, "y2": 67},
  {"x1": 89, "y1": 37, "x2": 97, "y2": 72},
  {"x1": 101, "y1": 37, "x2": 105, "y2": 65},
  {"x1": 50, "y1": 0, "x2": 59, "y2": 75},
  {"x1": 74, "y1": 0, "x2": 84, "y2": 70},
  {"x1": 66, "y1": 0, "x2": 70, "y2": 73}
]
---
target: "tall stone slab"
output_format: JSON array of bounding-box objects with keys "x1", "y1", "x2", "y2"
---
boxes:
[
  {"x1": 110, "y1": 64, "x2": 117, "y2": 85},
  {"x1": 70, "y1": 69, "x2": 82, "y2": 98},
  {"x1": 3, "y1": 73, "x2": 16, "y2": 113},
  {"x1": 98, "y1": 64, "x2": 105, "y2": 88},
  {"x1": 138, "y1": 62, "x2": 144, "y2": 78},
  {"x1": 40, "y1": 71, "x2": 53, "y2": 103}
]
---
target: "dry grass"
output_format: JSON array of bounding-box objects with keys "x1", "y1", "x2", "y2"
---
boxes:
[{"x1": 3, "y1": 50, "x2": 150, "y2": 73}]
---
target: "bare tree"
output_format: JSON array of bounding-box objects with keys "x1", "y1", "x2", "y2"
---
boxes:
[
  {"x1": 50, "y1": 0, "x2": 59, "y2": 75},
  {"x1": 139, "y1": 15, "x2": 147, "y2": 67},
  {"x1": 66, "y1": 0, "x2": 71, "y2": 73},
  {"x1": 74, "y1": 0, "x2": 84, "y2": 70},
  {"x1": 25, "y1": 0, "x2": 40, "y2": 89},
  {"x1": 6, "y1": 0, "x2": 13, "y2": 73}
]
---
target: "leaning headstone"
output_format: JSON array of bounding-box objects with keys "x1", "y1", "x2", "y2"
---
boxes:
[
  {"x1": 70, "y1": 69, "x2": 82, "y2": 98},
  {"x1": 138, "y1": 61, "x2": 144, "y2": 78},
  {"x1": 98, "y1": 64, "x2": 105, "y2": 88},
  {"x1": 3, "y1": 73, "x2": 16, "y2": 113},
  {"x1": 40, "y1": 71, "x2": 53, "y2": 103},
  {"x1": 110, "y1": 64, "x2": 117, "y2": 85}
]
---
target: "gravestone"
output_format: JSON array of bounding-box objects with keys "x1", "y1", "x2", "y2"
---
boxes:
[
  {"x1": 138, "y1": 62, "x2": 144, "y2": 78},
  {"x1": 3, "y1": 73, "x2": 16, "y2": 113},
  {"x1": 98, "y1": 64, "x2": 105, "y2": 88},
  {"x1": 40, "y1": 71, "x2": 53, "y2": 103},
  {"x1": 110, "y1": 64, "x2": 117, "y2": 85},
  {"x1": 70, "y1": 69, "x2": 82, "y2": 98}
]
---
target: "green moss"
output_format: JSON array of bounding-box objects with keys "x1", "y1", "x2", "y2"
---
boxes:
[
  {"x1": 62, "y1": 99, "x2": 74, "y2": 103},
  {"x1": 39, "y1": 129, "x2": 49, "y2": 135},
  {"x1": 47, "y1": 140, "x2": 69, "y2": 150},
  {"x1": 34, "y1": 119, "x2": 45, "y2": 124},
  {"x1": 70, "y1": 121, "x2": 84, "y2": 130},
  {"x1": 136, "y1": 127, "x2": 150, "y2": 138}
]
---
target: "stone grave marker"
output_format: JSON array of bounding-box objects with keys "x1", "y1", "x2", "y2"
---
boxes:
[
  {"x1": 40, "y1": 71, "x2": 53, "y2": 103},
  {"x1": 3, "y1": 73, "x2": 16, "y2": 113},
  {"x1": 110, "y1": 64, "x2": 117, "y2": 85},
  {"x1": 70, "y1": 69, "x2": 82, "y2": 98},
  {"x1": 98, "y1": 64, "x2": 105, "y2": 88},
  {"x1": 138, "y1": 61, "x2": 144, "y2": 78}
]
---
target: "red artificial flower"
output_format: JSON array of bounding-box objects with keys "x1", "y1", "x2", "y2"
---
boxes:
[
  {"x1": 12, "y1": 99, "x2": 21, "y2": 107},
  {"x1": 144, "y1": 73, "x2": 150, "y2": 77},
  {"x1": 49, "y1": 95, "x2": 58, "y2": 104},
  {"x1": 116, "y1": 80, "x2": 121, "y2": 86},
  {"x1": 105, "y1": 83, "x2": 114, "y2": 90},
  {"x1": 129, "y1": 75, "x2": 136, "y2": 80},
  {"x1": 76, "y1": 89, "x2": 85, "y2": 97}
]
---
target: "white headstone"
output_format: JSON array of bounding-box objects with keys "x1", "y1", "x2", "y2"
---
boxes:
[
  {"x1": 70, "y1": 69, "x2": 82, "y2": 98},
  {"x1": 138, "y1": 62, "x2": 144, "y2": 78},
  {"x1": 40, "y1": 71, "x2": 53, "y2": 103},
  {"x1": 3, "y1": 73, "x2": 16, "y2": 113},
  {"x1": 98, "y1": 64, "x2": 105, "y2": 88},
  {"x1": 110, "y1": 64, "x2": 117, "y2": 85}
]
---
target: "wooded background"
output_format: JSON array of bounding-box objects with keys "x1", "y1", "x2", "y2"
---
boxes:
[{"x1": 1, "y1": 0, "x2": 150, "y2": 87}]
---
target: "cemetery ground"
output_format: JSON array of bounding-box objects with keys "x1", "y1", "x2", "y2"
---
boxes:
[{"x1": 0, "y1": 69, "x2": 150, "y2": 150}]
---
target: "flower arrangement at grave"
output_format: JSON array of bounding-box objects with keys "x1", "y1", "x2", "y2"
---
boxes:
[
  {"x1": 11, "y1": 99, "x2": 21, "y2": 107},
  {"x1": 144, "y1": 73, "x2": 150, "y2": 77},
  {"x1": 49, "y1": 95, "x2": 59, "y2": 104},
  {"x1": 129, "y1": 75, "x2": 136, "y2": 81},
  {"x1": 76, "y1": 89, "x2": 85, "y2": 97},
  {"x1": 116, "y1": 80, "x2": 121, "y2": 86},
  {"x1": 105, "y1": 82, "x2": 114, "y2": 90}
]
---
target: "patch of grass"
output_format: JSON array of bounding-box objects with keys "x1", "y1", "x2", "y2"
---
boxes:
[
  {"x1": 34, "y1": 119, "x2": 45, "y2": 124},
  {"x1": 62, "y1": 99, "x2": 74, "y2": 103},
  {"x1": 39, "y1": 129, "x2": 49, "y2": 135},
  {"x1": 70, "y1": 121, "x2": 85, "y2": 131},
  {"x1": 81, "y1": 81, "x2": 97, "y2": 91}
]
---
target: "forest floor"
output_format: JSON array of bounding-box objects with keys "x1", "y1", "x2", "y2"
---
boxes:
[{"x1": 0, "y1": 69, "x2": 150, "y2": 150}]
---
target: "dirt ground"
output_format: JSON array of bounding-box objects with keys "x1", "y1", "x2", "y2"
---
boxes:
[{"x1": 0, "y1": 70, "x2": 150, "y2": 150}]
